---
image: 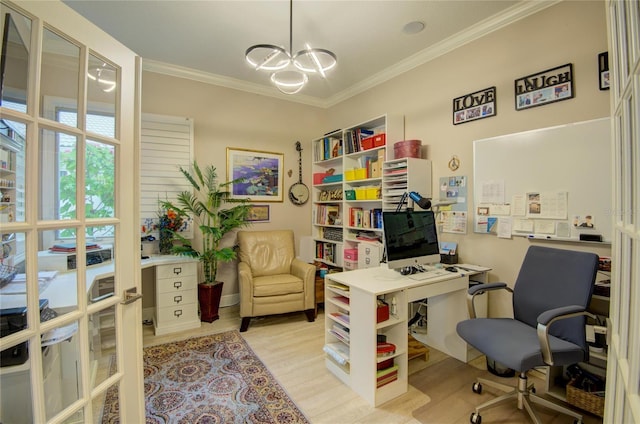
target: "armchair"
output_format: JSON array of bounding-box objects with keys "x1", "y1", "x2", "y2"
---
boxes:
[
  {"x1": 237, "y1": 230, "x2": 316, "y2": 332},
  {"x1": 456, "y1": 246, "x2": 599, "y2": 424}
]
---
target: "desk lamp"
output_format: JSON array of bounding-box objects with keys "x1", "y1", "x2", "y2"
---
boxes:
[{"x1": 396, "y1": 191, "x2": 431, "y2": 212}]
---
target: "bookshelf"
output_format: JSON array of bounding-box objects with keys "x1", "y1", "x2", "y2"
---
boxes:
[
  {"x1": 311, "y1": 114, "x2": 404, "y2": 270},
  {"x1": 324, "y1": 270, "x2": 408, "y2": 406},
  {"x1": 382, "y1": 158, "x2": 432, "y2": 211}
]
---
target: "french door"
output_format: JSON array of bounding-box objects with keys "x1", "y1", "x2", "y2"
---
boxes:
[
  {"x1": 605, "y1": 0, "x2": 640, "y2": 422},
  {"x1": 0, "y1": 1, "x2": 143, "y2": 422}
]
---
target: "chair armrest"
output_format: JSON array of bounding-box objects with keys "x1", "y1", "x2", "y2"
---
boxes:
[
  {"x1": 536, "y1": 305, "x2": 596, "y2": 366},
  {"x1": 238, "y1": 261, "x2": 254, "y2": 317},
  {"x1": 466, "y1": 282, "x2": 513, "y2": 319},
  {"x1": 291, "y1": 258, "x2": 315, "y2": 281}
]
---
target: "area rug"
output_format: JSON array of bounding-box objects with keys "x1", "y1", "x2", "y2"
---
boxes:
[{"x1": 102, "y1": 331, "x2": 310, "y2": 423}]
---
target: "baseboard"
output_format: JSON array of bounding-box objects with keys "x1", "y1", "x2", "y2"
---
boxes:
[{"x1": 221, "y1": 293, "x2": 239, "y2": 308}]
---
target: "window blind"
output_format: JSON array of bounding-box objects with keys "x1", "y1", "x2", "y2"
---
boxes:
[{"x1": 140, "y1": 113, "x2": 194, "y2": 235}]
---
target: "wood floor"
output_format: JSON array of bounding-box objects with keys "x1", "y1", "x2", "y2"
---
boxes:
[{"x1": 142, "y1": 305, "x2": 604, "y2": 424}]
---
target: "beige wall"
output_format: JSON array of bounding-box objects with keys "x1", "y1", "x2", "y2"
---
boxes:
[
  {"x1": 142, "y1": 1, "x2": 611, "y2": 315},
  {"x1": 141, "y1": 74, "x2": 327, "y2": 301}
]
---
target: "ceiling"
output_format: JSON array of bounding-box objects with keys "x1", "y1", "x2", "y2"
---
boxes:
[{"x1": 62, "y1": 0, "x2": 555, "y2": 107}]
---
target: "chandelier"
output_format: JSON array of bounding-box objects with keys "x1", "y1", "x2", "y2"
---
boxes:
[{"x1": 245, "y1": 0, "x2": 337, "y2": 95}]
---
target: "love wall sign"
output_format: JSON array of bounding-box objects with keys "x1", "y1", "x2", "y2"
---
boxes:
[{"x1": 453, "y1": 86, "x2": 496, "y2": 125}]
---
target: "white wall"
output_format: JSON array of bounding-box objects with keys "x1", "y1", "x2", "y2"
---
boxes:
[{"x1": 142, "y1": 1, "x2": 611, "y2": 315}]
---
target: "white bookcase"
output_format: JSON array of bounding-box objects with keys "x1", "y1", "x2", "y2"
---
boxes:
[{"x1": 311, "y1": 114, "x2": 405, "y2": 270}]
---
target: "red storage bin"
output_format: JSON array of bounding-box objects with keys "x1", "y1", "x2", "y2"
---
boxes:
[
  {"x1": 361, "y1": 136, "x2": 375, "y2": 150},
  {"x1": 313, "y1": 173, "x2": 329, "y2": 184},
  {"x1": 344, "y1": 248, "x2": 358, "y2": 261},
  {"x1": 373, "y1": 133, "x2": 386, "y2": 147},
  {"x1": 376, "y1": 302, "x2": 389, "y2": 323}
]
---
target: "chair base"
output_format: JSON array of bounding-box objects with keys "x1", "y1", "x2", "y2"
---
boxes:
[
  {"x1": 470, "y1": 372, "x2": 584, "y2": 424},
  {"x1": 239, "y1": 309, "x2": 315, "y2": 332}
]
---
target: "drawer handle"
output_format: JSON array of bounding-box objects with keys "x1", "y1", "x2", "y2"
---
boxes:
[
  {"x1": 173, "y1": 295, "x2": 182, "y2": 304},
  {"x1": 174, "y1": 309, "x2": 183, "y2": 318},
  {"x1": 173, "y1": 281, "x2": 182, "y2": 289},
  {"x1": 173, "y1": 267, "x2": 182, "y2": 275}
]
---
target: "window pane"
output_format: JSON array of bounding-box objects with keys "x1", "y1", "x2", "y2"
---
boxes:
[
  {"x1": 88, "y1": 304, "x2": 116, "y2": 390},
  {"x1": 87, "y1": 54, "x2": 118, "y2": 137},
  {"x1": 0, "y1": 230, "x2": 27, "y2": 332},
  {"x1": 40, "y1": 28, "x2": 79, "y2": 127},
  {"x1": 44, "y1": 320, "x2": 82, "y2": 421},
  {"x1": 1, "y1": 119, "x2": 26, "y2": 223},
  {"x1": 39, "y1": 127, "x2": 77, "y2": 221},
  {"x1": 0, "y1": 340, "x2": 35, "y2": 422},
  {"x1": 86, "y1": 140, "x2": 115, "y2": 220},
  {"x1": 37, "y1": 229, "x2": 78, "y2": 317},
  {"x1": 0, "y1": 8, "x2": 30, "y2": 112}
]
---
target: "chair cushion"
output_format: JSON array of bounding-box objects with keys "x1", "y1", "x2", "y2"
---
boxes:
[
  {"x1": 457, "y1": 318, "x2": 587, "y2": 372},
  {"x1": 253, "y1": 274, "x2": 303, "y2": 297}
]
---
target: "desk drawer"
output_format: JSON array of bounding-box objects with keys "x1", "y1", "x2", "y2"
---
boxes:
[
  {"x1": 406, "y1": 276, "x2": 467, "y2": 302},
  {"x1": 156, "y1": 262, "x2": 197, "y2": 280},
  {"x1": 156, "y1": 275, "x2": 197, "y2": 294},
  {"x1": 156, "y1": 304, "x2": 199, "y2": 325},
  {"x1": 157, "y1": 289, "x2": 196, "y2": 308}
]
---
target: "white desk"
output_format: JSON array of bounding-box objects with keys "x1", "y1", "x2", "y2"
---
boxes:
[
  {"x1": 323, "y1": 265, "x2": 489, "y2": 406},
  {"x1": 0, "y1": 255, "x2": 200, "y2": 334}
]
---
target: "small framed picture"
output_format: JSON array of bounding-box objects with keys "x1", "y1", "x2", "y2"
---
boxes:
[
  {"x1": 247, "y1": 204, "x2": 270, "y2": 222},
  {"x1": 515, "y1": 63, "x2": 574, "y2": 111},
  {"x1": 598, "y1": 52, "x2": 610, "y2": 90}
]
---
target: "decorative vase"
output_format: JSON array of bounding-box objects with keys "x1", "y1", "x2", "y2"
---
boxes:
[
  {"x1": 198, "y1": 282, "x2": 224, "y2": 323},
  {"x1": 159, "y1": 228, "x2": 173, "y2": 254}
]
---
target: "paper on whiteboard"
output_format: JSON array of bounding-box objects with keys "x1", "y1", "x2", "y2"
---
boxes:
[
  {"x1": 480, "y1": 180, "x2": 505, "y2": 204},
  {"x1": 512, "y1": 195, "x2": 526, "y2": 216},
  {"x1": 498, "y1": 217, "x2": 513, "y2": 238},
  {"x1": 513, "y1": 218, "x2": 534, "y2": 233}
]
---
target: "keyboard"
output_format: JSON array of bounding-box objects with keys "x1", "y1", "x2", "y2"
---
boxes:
[{"x1": 406, "y1": 269, "x2": 451, "y2": 281}]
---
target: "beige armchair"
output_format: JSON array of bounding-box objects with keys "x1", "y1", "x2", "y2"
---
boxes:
[{"x1": 237, "y1": 230, "x2": 316, "y2": 332}]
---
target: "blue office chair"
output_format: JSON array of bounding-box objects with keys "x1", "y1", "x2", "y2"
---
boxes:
[{"x1": 456, "y1": 246, "x2": 599, "y2": 424}]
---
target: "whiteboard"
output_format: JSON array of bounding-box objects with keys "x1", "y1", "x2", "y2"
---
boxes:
[{"x1": 473, "y1": 118, "x2": 611, "y2": 242}]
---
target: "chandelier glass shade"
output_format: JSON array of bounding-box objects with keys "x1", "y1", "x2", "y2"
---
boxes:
[{"x1": 245, "y1": 0, "x2": 336, "y2": 94}]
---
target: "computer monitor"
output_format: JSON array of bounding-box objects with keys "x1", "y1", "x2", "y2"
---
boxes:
[{"x1": 381, "y1": 209, "x2": 440, "y2": 271}]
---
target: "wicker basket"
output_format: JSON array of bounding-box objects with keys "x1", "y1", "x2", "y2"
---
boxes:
[{"x1": 566, "y1": 381, "x2": 605, "y2": 417}]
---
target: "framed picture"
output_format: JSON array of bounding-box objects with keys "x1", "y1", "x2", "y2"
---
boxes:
[
  {"x1": 515, "y1": 63, "x2": 574, "y2": 111},
  {"x1": 247, "y1": 204, "x2": 270, "y2": 222},
  {"x1": 452, "y1": 86, "x2": 496, "y2": 125},
  {"x1": 226, "y1": 148, "x2": 284, "y2": 202},
  {"x1": 598, "y1": 52, "x2": 610, "y2": 90}
]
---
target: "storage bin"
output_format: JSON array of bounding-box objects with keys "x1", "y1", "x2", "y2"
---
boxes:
[
  {"x1": 344, "y1": 169, "x2": 355, "y2": 181},
  {"x1": 345, "y1": 190, "x2": 356, "y2": 200},
  {"x1": 365, "y1": 187, "x2": 380, "y2": 200},
  {"x1": 322, "y1": 174, "x2": 343, "y2": 183},
  {"x1": 313, "y1": 173, "x2": 329, "y2": 184},
  {"x1": 394, "y1": 139, "x2": 422, "y2": 159},
  {"x1": 361, "y1": 136, "x2": 374, "y2": 150},
  {"x1": 355, "y1": 188, "x2": 366, "y2": 200},
  {"x1": 354, "y1": 168, "x2": 367, "y2": 180},
  {"x1": 376, "y1": 302, "x2": 390, "y2": 323},
  {"x1": 343, "y1": 259, "x2": 358, "y2": 270},
  {"x1": 344, "y1": 248, "x2": 358, "y2": 261},
  {"x1": 566, "y1": 380, "x2": 605, "y2": 417},
  {"x1": 373, "y1": 133, "x2": 386, "y2": 147}
]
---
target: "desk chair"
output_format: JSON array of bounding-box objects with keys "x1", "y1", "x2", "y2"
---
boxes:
[{"x1": 456, "y1": 246, "x2": 599, "y2": 424}]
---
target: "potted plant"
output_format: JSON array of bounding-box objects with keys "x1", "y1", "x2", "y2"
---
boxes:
[{"x1": 160, "y1": 161, "x2": 252, "y2": 322}]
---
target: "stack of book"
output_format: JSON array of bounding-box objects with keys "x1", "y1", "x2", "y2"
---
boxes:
[
  {"x1": 376, "y1": 364, "x2": 399, "y2": 388},
  {"x1": 49, "y1": 242, "x2": 101, "y2": 252}
]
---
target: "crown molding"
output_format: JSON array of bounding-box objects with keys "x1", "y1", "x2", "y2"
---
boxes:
[{"x1": 142, "y1": 0, "x2": 560, "y2": 109}]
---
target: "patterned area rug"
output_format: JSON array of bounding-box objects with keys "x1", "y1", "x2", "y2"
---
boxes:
[{"x1": 102, "y1": 331, "x2": 310, "y2": 423}]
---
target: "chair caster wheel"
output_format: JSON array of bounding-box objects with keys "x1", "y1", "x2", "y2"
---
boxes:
[
  {"x1": 472, "y1": 382, "x2": 482, "y2": 394},
  {"x1": 470, "y1": 412, "x2": 482, "y2": 424}
]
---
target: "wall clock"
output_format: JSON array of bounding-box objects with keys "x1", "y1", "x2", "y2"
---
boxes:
[{"x1": 288, "y1": 141, "x2": 309, "y2": 205}]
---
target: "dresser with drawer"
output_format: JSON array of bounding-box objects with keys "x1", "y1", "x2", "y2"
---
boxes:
[{"x1": 154, "y1": 261, "x2": 201, "y2": 335}]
